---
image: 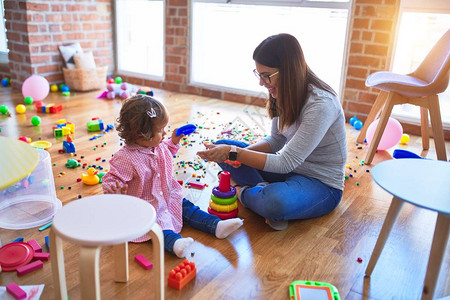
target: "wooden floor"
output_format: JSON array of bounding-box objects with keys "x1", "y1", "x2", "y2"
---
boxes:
[{"x1": 0, "y1": 86, "x2": 449, "y2": 300}]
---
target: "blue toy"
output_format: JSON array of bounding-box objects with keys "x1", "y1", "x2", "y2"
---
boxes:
[
  {"x1": 349, "y1": 116, "x2": 358, "y2": 126},
  {"x1": 63, "y1": 136, "x2": 76, "y2": 153},
  {"x1": 393, "y1": 149, "x2": 424, "y2": 159},
  {"x1": 353, "y1": 120, "x2": 363, "y2": 130},
  {"x1": 176, "y1": 124, "x2": 196, "y2": 136}
]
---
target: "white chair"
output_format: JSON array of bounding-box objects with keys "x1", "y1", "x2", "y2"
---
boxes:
[{"x1": 50, "y1": 194, "x2": 164, "y2": 300}]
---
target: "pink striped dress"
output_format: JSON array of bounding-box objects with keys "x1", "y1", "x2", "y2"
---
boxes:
[{"x1": 102, "y1": 139, "x2": 183, "y2": 242}]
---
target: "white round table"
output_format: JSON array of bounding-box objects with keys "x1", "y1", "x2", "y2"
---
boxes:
[
  {"x1": 50, "y1": 194, "x2": 164, "y2": 300},
  {"x1": 367, "y1": 159, "x2": 450, "y2": 300}
]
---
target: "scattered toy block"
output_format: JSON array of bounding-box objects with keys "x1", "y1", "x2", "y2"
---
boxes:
[
  {"x1": 54, "y1": 128, "x2": 63, "y2": 137},
  {"x1": 87, "y1": 119, "x2": 104, "y2": 132},
  {"x1": 33, "y1": 252, "x2": 50, "y2": 261},
  {"x1": 167, "y1": 259, "x2": 196, "y2": 290},
  {"x1": 45, "y1": 236, "x2": 50, "y2": 249},
  {"x1": 188, "y1": 182, "x2": 206, "y2": 190},
  {"x1": 16, "y1": 260, "x2": 44, "y2": 276},
  {"x1": 135, "y1": 254, "x2": 153, "y2": 270},
  {"x1": 6, "y1": 282, "x2": 27, "y2": 299},
  {"x1": 27, "y1": 239, "x2": 42, "y2": 252},
  {"x1": 12, "y1": 237, "x2": 24, "y2": 243}
]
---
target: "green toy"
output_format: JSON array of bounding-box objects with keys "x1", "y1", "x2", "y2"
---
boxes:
[
  {"x1": 289, "y1": 280, "x2": 340, "y2": 300},
  {"x1": 65, "y1": 159, "x2": 80, "y2": 168}
]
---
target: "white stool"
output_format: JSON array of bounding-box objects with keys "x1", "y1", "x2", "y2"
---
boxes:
[{"x1": 50, "y1": 194, "x2": 164, "y2": 300}]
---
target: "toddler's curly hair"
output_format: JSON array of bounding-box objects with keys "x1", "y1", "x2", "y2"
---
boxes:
[{"x1": 116, "y1": 94, "x2": 168, "y2": 145}]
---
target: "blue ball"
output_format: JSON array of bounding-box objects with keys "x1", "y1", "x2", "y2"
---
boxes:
[
  {"x1": 349, "y1": 116, "x2": 358, "y2": 126},
  {"x1": 353, "y1": 120, "x2": 363, "y2": 130},
  {"x1": 61, "y1": 85, "x2": 70, "y2": 92},
  {"x1": 1, "y1": 78, "x2": 9, "y2": 87}
]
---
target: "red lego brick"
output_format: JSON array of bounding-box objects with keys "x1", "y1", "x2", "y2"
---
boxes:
[{"x1": 167, "y1": 259, "x2": 196, "y2": 290}]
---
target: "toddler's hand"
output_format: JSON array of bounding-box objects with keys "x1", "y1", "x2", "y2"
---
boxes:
[
  {"x1": 171, "y1": 129, "x2": 185, "y2": 145},
  {"x1": 111, "y1": 181, "x2": 128, "y2": 194}
]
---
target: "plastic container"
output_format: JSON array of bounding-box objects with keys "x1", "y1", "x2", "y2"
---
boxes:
[{"x1": 0, "y1": 149, "x2": 62, "y2": 229}]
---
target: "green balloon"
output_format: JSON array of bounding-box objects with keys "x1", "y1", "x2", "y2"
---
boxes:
[
  {"x1": 31, "y1": 115, "x2": 41, "y2": 126},
  {"x1": 24, "y1": 96, "x2": 33, "y2": 104}
]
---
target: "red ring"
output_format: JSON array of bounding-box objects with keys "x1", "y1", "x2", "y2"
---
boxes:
[{"x1": 208, "y1": 207, "x2": 239, "y2": 220}]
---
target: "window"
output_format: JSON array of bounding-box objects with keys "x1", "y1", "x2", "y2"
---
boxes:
[
  {"x1": 391, "y1": 1, "x2": 450, "y2": 129},
  {"x1": 0, "y1": 0, "x2": 8, "y2": 64},
  {"x1": 191, "y1": 1, "x2": 350, "y2": 98},
  {"x1": 115, "y1": 0, "x2": 164, "y2": 79}
]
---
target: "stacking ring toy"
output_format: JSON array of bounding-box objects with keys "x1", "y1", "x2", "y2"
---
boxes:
[
  {"x1": 208, "y1": 207, "x2": 238, "y2": 219},
  {"x1": 212, "y1": 185, "x2": 236, "y2": 199},
  {"x1": 209, "y1": 200, "x2": 237, "y2": 212},
  {"x1": 211, "y1": 194, "x2": 237, "y2": 205}
]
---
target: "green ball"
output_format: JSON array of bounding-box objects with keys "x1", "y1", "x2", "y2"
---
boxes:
[
  {"x1": 115, "y1": 76, "x2": 122, "y2": 84},
  {"x1": 0, "y1": 105, "x2": 8, "y2": 114},
  {"x1": 24, "y1": 96, "x2": 33, "y2": 105},
  {"x1": 31, "y1": 115, "x2": 41, "y2": 126}
]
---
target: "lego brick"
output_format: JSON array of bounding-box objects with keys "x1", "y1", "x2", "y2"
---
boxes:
[
  {"x1": 16, "y1": 260, "x2": 44, "y2": 276},
  {"x1": 6, "y1": 282, "x2": 27, "y2": 300},
  {"x1": 135, "y1": 254, "x2": 153, "y2": 270},
  {"x1": 167, "y1": 259, "x2": 196, "y2": 290},
  {"x1": 49, "y1": 103, "x2": 62, "y2": 113},
  {"x1": 54, "y1": 128, "x2": 63, "y2": 138}
]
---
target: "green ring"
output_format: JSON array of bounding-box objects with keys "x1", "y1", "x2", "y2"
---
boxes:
[{"x1": 211, "y1": 194, "x2": 237, "y2": 205}]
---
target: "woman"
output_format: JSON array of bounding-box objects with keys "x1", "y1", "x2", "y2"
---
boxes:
[{"x1": 197, "y1": 33, "x2": 347, "y2": 230}]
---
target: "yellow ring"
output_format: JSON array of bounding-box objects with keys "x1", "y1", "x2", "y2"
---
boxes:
[{"x1": 209, "y1": 200, "x2": 237, "y2": 212}]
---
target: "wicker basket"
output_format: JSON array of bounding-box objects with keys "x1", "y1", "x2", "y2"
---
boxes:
[{"x1": 62, "y1": 66, "x2": 107, "y2": 92}]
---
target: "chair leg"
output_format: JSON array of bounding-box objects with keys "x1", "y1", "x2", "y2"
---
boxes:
[
  {"x1": 357, "y1": 90, "x2": 388, "y2": 144},
  {"x1": 422, "y1": 213, "x2": 449, "y2": 300},
  {"x1": 427, "y1": 95, "x2": 447, "y2": 161},
  {"x1": 113, "y1": 242, "x2": 129, "y2": 283},
  {"x1": 80, "y1": 246, "x2": 102, "y2": 300},
  {"x1": 364, "y1": 92, "x2": 396, "y2": 165},
  {"x1": 50, "y1": 230, "x2": 68, "y2": 300},
  {"x1": 365, "y1": 196, "x2": 403, "y2": 276},
  {"x1": 420, "y1": 106, "x2": 430, "y2": 150},
  {"x1": 148, "y1": 224, "x2": 165, "y2": 300}
]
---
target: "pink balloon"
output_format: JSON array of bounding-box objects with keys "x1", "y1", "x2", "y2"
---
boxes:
[
  {"x1": 22, "y1": 75, "x2": 49, "y2": 101},
  {"x1": 366, "y1": 118, "x2": 403, "y2": 150}
]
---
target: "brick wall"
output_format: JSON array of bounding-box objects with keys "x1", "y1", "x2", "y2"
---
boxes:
[{"x1": 2, "y1": 0, "x2": 114, "y2": 90}]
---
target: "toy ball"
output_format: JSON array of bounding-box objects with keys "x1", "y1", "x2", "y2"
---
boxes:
[
  {"x1": 16, "y1": 104, "x2": 26, "y2": 114},
  {"x1": 349, "y1": 116, "x2": 358, "y2": 126},
  {"x1": 366, "y1": 117, "x2": 403, "y2": 150},
  {"x1": 400, "y1": 133, "x2": 410, "y2": 144},
  {"x1": 61, "y1": 85, "x2": 70, "y2": 92},
  {"x1": 106, "y1": 91, "x2": 115, "y2": 99},
  {"x1": 24, "y1": 96, "x2": 34, "y2": 105},
  {"x1": 31, "y1": 115, "x2": 41, "y2": 126},
  {"x1": 353, "y1": 120, "x2": 363, "y2": 130},
  {"x1": 107, "y1": 78, "x2": 115, "y2": 84},
  {"x1": 59, "y1": 84, "x2": 65, "y2": 90},
  {"x1": 121, "y1": 83, "x2": 128, "y2": 90},
  {"x1": 50, "y1": 84, "x2": 59, "y2": 92},
  {"x1": 120, "y1": 91, "x2": 129, "y2": 99},
  {"x1": 1, "y1": 77, "x2": 10, "y2": 87},
  {"x1": 115, "y1": 76, "x2": 122, "y2": 84},
  {"x1": 22, "y1": 75, "x2": 50, "y2": 101},
  {"x1": 0, "y1": 105, "x2": 9, "y2": 114}
]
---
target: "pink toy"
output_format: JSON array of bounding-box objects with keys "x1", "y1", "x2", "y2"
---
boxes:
[
  {"x1": 97, "y1": 83, "x2": 137, "y2": 100},
  {"x1": 366, "y1": 117, "x2": 403, "y2": 150},
  {"x1": 33, "y1": 252, "x2": 50, "y2": 261},
  {"x1": 27, "y1": 240, "x2": 42, "y2": 252},
  {"x1": 6, "y1": 282, "x2": 27, "y2": 299},
  {"x1": 135, "y1": 254, "x2": 153, "y2": 270},
  {"x1": 188, "y1": 182, "x2": 206, "y2": 189},
  {"x1": 16, "y1": 260, "x2": 43, "y2": 276}
]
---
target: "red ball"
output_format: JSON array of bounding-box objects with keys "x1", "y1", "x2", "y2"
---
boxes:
[{"x1": 107, "y1": 78, "x2": 115, "y2": 84}]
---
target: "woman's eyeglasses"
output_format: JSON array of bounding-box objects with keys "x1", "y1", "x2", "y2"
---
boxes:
[{"x1": 253, "y1": 69, "x2": 279, "y2": 84}]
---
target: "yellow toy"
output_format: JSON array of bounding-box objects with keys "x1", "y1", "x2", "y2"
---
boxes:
[{"x1": 81, "y1": 167, "x2": 100, "y2": 185}]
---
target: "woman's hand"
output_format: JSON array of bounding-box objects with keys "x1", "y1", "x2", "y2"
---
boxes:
[
  {"x1": 197, "y1": 143, "x2": 230, "y2": 163},
  {"x1": 171, "y1": 129, "x2": 185, "y2": 145},
  {"x1": 110, "y1": 181, "x2": 128, "y2": 194}
]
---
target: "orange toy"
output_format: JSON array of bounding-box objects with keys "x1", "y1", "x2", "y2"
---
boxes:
[{"x1": 167, "y1": 259, "x2": 196, "y2": 290}]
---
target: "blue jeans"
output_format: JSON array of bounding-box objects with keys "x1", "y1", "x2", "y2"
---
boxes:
[
  {"x1": 215, "y1": 139, "x2": 343, "y2": 222},
  {"x1": 163, "y1": 199, "x2": 220, "y2": 255}
]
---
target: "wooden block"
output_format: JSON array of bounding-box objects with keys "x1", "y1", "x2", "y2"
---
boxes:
[
  {"x1": 33, "y1": 252, "x2": 50, "y2": 261},
  {"x1": 6, "y1": 282, "x2": 27, "y2": 299},
  {"x1": 188, "y1": 182, "x2": 206, "y2": 189},
  {"x1": 135, "y1": 254, "x2": 153, "y2": 270},
  {"x1": 16, "y1": 260, "x2": 43, "y2": 276},
  {"x1": 27, "y1": 239, "x2": 42, "y2": 252}
]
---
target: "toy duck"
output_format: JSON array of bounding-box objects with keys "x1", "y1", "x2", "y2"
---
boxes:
[{"x1": 81, "y1": 167, "x2": 100, "y2": 185}]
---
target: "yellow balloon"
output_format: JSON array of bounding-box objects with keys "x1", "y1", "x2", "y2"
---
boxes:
[
  {"x1": 400, "y1": 134, "x2": 410, "y2": 144},
  {"x1": 16, "y1": 104, "x2": 26, "y2": 114}
]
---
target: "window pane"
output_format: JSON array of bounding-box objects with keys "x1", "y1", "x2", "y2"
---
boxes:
[
  {"x1": 191, "y1": 2, "x2": 348, "y2": 95},
  {"x1": 116, "y1": 0, "x2": 164, "y2": 77},
  {"x1": 391, "y1": 12, "x2": 450, "y2": 126}
]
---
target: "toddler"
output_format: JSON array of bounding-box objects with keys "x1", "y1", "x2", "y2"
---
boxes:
[{"x1": 102, "y1": 94, "x2": 243, "y2": 257}]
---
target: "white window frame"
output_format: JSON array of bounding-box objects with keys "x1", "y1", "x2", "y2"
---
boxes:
[
  {"x1": 390, "y1": 0, "x2": 450, "y2": 129},
  {"x1": 0, "y1": 0, "x2": 8, "y2": 64},
  {"x1": 189, "y1": 0, "x2": 352, "y2": 101},
  {"x1": 114, "y1": 0, "x2": 165, "y2": 81}
]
